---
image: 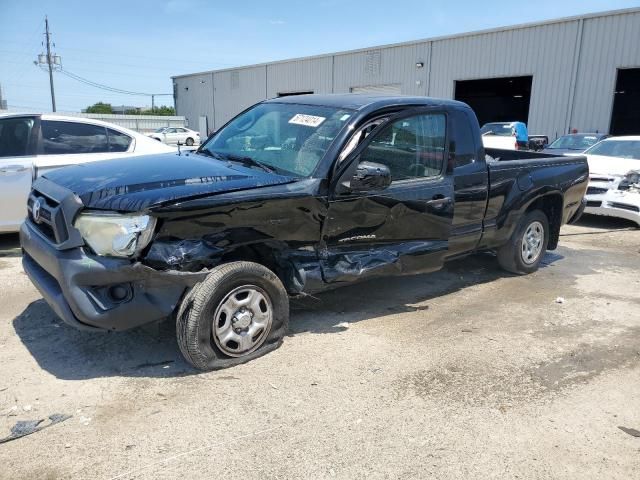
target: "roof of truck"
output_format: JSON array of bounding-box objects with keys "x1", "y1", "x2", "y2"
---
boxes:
[{"x1": 265, "y1": 93, "x2": 468, "y2": 111}]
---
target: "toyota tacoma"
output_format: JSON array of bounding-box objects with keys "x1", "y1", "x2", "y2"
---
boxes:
[{"x1": 20, "y1": 94, "x2": 589, "y2": 370}]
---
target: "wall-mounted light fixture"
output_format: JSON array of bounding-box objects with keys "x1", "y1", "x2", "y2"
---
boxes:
[{"x1": 416, "y1": 62, "x2": 424, "y2": 68}]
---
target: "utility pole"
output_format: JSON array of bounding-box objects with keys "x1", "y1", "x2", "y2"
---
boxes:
[
  {"x1": 44, "y1": 16, "x2": 56, "y2": 112},
  {"x1": 151, "y1": 94, "x2": 155, "y2": 112}
]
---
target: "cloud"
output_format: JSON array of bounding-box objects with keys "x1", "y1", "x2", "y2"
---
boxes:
[{"x1": 269, "y1": 19, "x2": 286, "y2": 25}]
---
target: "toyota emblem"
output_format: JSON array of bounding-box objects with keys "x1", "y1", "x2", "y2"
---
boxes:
[{"x1": 32, "y1": 199, "x2": 42, "y2": 223}]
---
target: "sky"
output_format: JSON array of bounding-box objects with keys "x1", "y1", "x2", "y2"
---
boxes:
[{"x1": 1, "y1": 0, "x2": 638, "y2": 112}]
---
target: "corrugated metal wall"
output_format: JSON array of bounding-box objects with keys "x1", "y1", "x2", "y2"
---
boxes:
[
  {"x1": 173, "y1": 72, "x2": 214, "y2": 131},
  {"x1": 173, "y1": 8, "x2": 640, "y2": 139},
  {"x1": 266, "y1": 57, "x2": 333, "y2": 98},
  {"x1": 213, "y1": 66, "x2": 267, "y2": 129},
  {"x1": 333, "y1": 44, "x2": 430, "y2": 95},
  {"x1": 428, "y1": 20, "x2": 581, "y2": 138},
  {"x1": 570, "y1": 10, "x2": 640, "y2": 134}
]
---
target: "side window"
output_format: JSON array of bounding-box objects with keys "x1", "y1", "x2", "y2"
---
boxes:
[
  {"x1": 359, "y1": 113, "x2": 446, "y2": 181},
  {"x1": 0, "y1": 117, "x2": 35, "y2": 157},
  {"x1": 41, "y1": 121, "x2": 108, "y2": 154},
  {"x1": 107, "y1": 128, "x2": 132, "y2": 152},
  {"x1": 454, "y1": 113, "x2": 477, "y2": 167}
]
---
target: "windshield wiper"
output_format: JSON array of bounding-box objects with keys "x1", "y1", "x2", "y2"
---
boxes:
[
  {"x1": 224, "y1": 154, "x2": 276, "y2": 173},
  {"x1": 196, "y1": 149, "x2": 225, "y2": 160}
]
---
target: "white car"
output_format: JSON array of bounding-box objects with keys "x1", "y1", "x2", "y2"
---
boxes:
[
  {"x1": 0, "y1": 113, "x2": 175, "y2": 233},
  {"x1": 583, "y1": 136, "x2": 640, "y2": 226},
  {"x1": 480, "y1": 122, "x2": 528, "y2": 150},
  {"x1": 147, "y1": 126, "x2": 200, "y2": 146}
]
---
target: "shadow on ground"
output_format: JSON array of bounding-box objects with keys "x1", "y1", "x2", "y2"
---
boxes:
[
  {"x1": 13, "y1": 251, "x2": 564, "y2": 381},
  {"x1": 572, "y1": 214, "x2": 639, "y2": 231},
  {"x1": 0, "y1": 233, "x2": 21, "y2": 258}
]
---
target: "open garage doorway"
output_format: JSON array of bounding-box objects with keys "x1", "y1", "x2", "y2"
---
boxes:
[
  {"x1": 610, "y1": 68, "x2": 640, "y2": 135},
  {"x1": 455, "y1": 76, "x2": 532, "y2": 127}
]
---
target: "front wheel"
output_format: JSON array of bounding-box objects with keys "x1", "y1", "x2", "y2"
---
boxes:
[
  {"x1": 176, "y1": 261, "x2": 289, "y2": 370},
  {"x1": 497, "y1": 210, "x2": 549, "y2": 274},
  {"x1": 185, "y1": 137, "x2": 194, "y2": 146}
]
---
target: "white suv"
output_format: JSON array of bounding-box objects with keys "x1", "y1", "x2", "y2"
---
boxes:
[{"x1": 0, "y1": 113, "x2": 175, "y2": 233}]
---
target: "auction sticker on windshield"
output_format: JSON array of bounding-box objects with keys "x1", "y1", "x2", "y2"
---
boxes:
[{"x1": 289, "y1": 114, "x2": 326, "y2": 127}]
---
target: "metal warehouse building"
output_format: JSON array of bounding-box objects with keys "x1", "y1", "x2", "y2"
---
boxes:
[{"x1": 172, "y1": 8, "x2": 640, "y2": 140}]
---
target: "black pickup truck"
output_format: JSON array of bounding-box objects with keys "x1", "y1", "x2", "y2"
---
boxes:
[{"x1": 20, "y1": 94, "x2": 588, "y2": 370}]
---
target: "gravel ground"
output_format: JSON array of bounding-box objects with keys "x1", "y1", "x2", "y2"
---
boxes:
[{"x1": 0, "y1": 215, "x2": 639, "y2": 480}]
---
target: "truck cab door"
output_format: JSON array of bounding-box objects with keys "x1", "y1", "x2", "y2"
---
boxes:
[
  {"x1": 0, "y1": 116, "x2": 38, "y2": 232},
  {"x1": 320, "y1": 109, "x2": 454, "y2": 283}
]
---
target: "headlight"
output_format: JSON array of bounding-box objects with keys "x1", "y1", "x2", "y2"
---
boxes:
[
  {"x1": 74, "y1": 212, "x2": 156, "y2": 257},
  {"x1": 619, "y1": 170, "x2": 640, "y2": 191}
]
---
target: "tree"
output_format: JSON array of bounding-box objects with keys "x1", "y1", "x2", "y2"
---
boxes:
[
  {"x1": 85, "y1": 102, "x2": 113, "y2": 114},
  {"x1": 140, "y1": 106, "x2": 176, "y2": 116}
]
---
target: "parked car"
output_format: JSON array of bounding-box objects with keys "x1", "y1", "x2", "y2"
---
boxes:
[
  {"x1": 20, "y1": 94, "x2": 588, "y2": 370},
  {"x1": 147, "y1": 126, "x2": 200, "y2": 146},
  {"x1": 0, "y1": 113, "x2": 175, "y2": 233},
  {"x1": 480, "y1": 121, "x2": 528, "y2": 150},
  {"x1": 542, "y1": 133, "x2": 609, "y2": 155},
  {"x1": 583, "y1": 136, "x2": 640, "y2": 225}
]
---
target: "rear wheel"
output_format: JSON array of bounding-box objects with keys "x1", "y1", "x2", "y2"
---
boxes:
[
  {"x1": 497, "y1": 210, "x2": 549, "y2": 274},
  {"x1": 176, "y1": 261, "x2": 289, "y2": 370},
  {"x1": 185, "y1": 137, "x2": 194, "y2": 146}
]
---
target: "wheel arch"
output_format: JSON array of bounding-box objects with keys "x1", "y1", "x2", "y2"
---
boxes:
[{"x1": 524, "y1": 193, "x2": 563, "y2": 250}]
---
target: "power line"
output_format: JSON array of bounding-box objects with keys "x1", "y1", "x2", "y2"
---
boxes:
[{"x1": 58, "y1": 68, "x2": 171, "y2": 96}]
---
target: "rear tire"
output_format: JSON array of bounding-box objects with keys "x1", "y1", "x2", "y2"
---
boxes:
[
  {"x1": 185, "y1": 137, "x2": 194, "y2": 146},
  {"x1": 176, "y1": 261, "x2": 289, "y2": 371},
  {"x1": 497, "y1": 210, "x2": 549, "y2": 275}
]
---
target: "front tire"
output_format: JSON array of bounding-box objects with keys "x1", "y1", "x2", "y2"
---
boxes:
[
  {"x1": 185, "y1": 137, "x2": 194, "y2": 146},
  {"x1": 176, "y1": 261, "x2": 289, "y2": 371},
  {"x1": 497, "y1": 210, "x2": 549, "y2": 274}
]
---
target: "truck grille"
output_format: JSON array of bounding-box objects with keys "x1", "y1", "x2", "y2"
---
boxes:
[
  {"x1": 27, "y1": 191, "x2": 69, "y2": 243},
  {"x1": 26, "y1": 178, "x2": 85, "y2": 250}
]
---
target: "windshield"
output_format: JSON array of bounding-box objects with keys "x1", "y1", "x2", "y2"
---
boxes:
[
  {"x1": 584, "y1": 140, "x2": 640, "y2": 160},
  {"x1": 154, "y1": 127, "x2": 167, "y2": 133},
  {"x1": 547, "y1": 134, "x2": 602, "y2": 150},
  {"x1": 480, "y1": 123, "x2": 513, "y2": 136},
  {"x1": 200, "y1": 103, "x2": 352, "y2": 176}
]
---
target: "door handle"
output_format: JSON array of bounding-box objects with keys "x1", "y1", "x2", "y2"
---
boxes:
[
  {"x1": 426, "y1": 196, "x2": 452, "y2": 207},
  {"x1": 0, "y1": 165, "x2": 29, "y2": 174}
]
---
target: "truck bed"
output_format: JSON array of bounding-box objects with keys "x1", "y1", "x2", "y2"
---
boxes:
[{"x1": 479, "y1": 148, "x2": 589, "y2": 251}]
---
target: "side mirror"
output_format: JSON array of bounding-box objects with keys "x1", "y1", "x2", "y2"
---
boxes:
[{"x1": 348, "y1": 161, "x2": 392, "y2": 192}]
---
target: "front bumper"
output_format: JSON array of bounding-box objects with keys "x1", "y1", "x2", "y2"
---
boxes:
[
  {"x1": 20, "y1": 220, "x2": 203, "y2": 331},
  {"x1": 584, "y1": 188, "x2": 640, "y2": 226}
]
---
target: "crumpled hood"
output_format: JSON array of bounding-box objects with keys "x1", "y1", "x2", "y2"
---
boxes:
[{"x1": 40, "y1": 152, "x2": 297, "y2": 211}]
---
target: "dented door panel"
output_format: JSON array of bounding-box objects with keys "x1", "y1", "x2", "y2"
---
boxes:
[{"x1": 320, "y1": 178, "x2": 454, "y2": 283}]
